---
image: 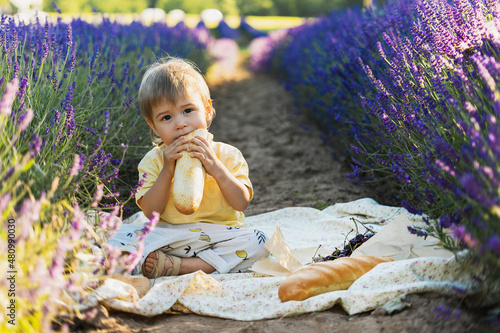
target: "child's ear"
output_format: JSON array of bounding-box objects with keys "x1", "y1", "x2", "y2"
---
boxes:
[
  {"x1": 146, "y1": 119, "x2": 158, "y2": 136},
  {"x1": 205, "y1": 99, "x2": 213, "y2": 120}
]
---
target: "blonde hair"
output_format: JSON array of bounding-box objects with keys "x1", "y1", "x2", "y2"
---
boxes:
[{"x1": 138, "y1": 57, "x2": 215, "y2": 144}]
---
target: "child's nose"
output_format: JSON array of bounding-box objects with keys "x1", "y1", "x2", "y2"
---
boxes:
[{"x1": 175, "y1": 118, "x2": 187, "y2": 129}]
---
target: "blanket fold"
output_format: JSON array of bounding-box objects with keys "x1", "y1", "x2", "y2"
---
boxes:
[{"x1": 79, "y1": 198, "x2": 471, "y2": 320}]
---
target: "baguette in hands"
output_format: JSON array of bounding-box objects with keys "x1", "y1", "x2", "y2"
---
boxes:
[
  {"x1": 172, "y1": 129, "x2": 208, "y2": 215},
  {"x1": 278, "y1": 255, "x2": 394, "y2": 302}
]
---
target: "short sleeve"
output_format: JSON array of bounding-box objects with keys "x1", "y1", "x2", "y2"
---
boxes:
[
  {"x1": 135, "y1": 148, "x2": 163, "y2": 208},
  {"x1": 216, "y1": 144, "x2": 253, "y2": 201}
]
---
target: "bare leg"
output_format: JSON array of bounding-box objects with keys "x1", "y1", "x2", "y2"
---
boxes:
[{"x1": 142, "y1": 251, "x2": 216, "y2": 276}]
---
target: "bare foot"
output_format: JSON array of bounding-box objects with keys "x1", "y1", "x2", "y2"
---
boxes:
[{"x1": 142, "y1": 251, "x2": 172, "y2": 276}]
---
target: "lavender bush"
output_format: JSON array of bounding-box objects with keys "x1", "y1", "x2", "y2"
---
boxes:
[
  {"x1": 0, "y1": 12, "x2": 209, "y2": 331},
  {"x1": 216, "y1": 19, "x2": 242, "y2": 39},
  {"x1": 0, "y1": 79, "x2": 151, "y2": 332},
  {"x1": 239, "y1": 17, "x2": 268, "y2": 39},
  {"x1": 254, "y1": 0, "x2": 500, "y2": 304},
  {"x1": 0, "y1": 14, "x2": 209, "y2": 210}
]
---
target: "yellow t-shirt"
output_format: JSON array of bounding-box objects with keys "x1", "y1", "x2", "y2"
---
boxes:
[{"x1": 135, "y1": 135, "x2": 253, "y2": 227}]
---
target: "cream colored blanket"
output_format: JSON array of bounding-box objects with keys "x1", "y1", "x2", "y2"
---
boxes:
[{"x1": 82, "y1": 198, "x2": 473, "y2": 319}]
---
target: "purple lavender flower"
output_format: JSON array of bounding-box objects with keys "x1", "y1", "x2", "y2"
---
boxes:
[
  {"x1": 433, "y1": 305, "x2": 460, "y2": 321},
  {"x1": 49, "y1": 243, "x2": 66, "y2": 278},
  {"x1": 123, "y1": 241, "x2": 144, "y2": 274},
  {"x1": 102, "y1": 110, "x2": 110, "y2": 135},
  {"x1": 108, "y1": 63, "x2": 115, "y2": 78},
  {"x1": 350, "y1": 144, "x2": 366, "y2": 155},
  {"x1": 69, "y1": 154, "x2": 81, "y2": 177},
  {"x1": 100, "y1": 205, "x2": 122, "y2": 238},
  {"x1": 131, "y1": 172, "x2": 147, "y2": 196},
  {"x1": 402, "y1": 200, "x2": 422, "y2": 215},
  {"x1": 69, "y1": 204, "x2": 87, "y2": 241},
  {"x1": 61, "y1": 82, "x2": 76, "y2": 112},
  {"x1": 17, "y1": 75, "x2": 28, "y2": 103},
  {"x1": 217, "y1": 19, "x2": 241, "y2": 39},
  {"x1": 17, "y1": 194, "x2": 45, "y2": 242},
  {"x1": 51, "y1": 1, "x2": 62, "y2": 14},
  {"x1": 91, "y1": 183, "x2": 104, "y2": 208},
  {"x1": 439, "y1": 214, "x2": 456, "y2": 228},
  {"x1": 0, "y1": 78, "x2": 18, "y2": 115},
  {"x1": 68, "y1": 52, "x2": 76, "y2": 71},
  {"x1": 66, "y1": 24, "x2": 73, "y2": 48},
  {"x1": 392, "y1": 164, "x2": 411, "y2": 184},
  {"x1": 473, "y1": 54, "x2": 497, "y2": 97},
  {"x1": 18, "y1": 108, "x2": 33, "y2": 132},
  {"x1": 412, "y1": 120, "x2": 430, "y2": 136},
  {"x1": 65, "y1": 105, "x2": 75, "y2": 136},
  {"x1": 240, "y1": 17, "x2": 267, "y2": 39},
  {"x1": 407, "y1": 226, "x2": 429, "y2": 239},
  {"x1": 382, "y1": 113, "x2": 397, "y2": 132},
  {"x1": 0, "y1": 193, "x2": 11, "y2": 217},
  {"x1": 51, "y1": 70, "x2": 58, "y2": 91},
  {"x1": 140, "y1": 211, "x2": 159, "y2": 239},
  {"x1": 17, "y1": 101, "x2": 25, "y2": 113},
  {"x1": 29, "y1": 133, "x2": 42, "y2": 156},
  {"x1": 460, "y1": 173, "x2": 489, "y2": 207},
  {"x1": 12, "y1": 60, "x2": 19, "y2": 79},
  {"x1": 52, "y1": 109, "x2": 60, "y2": 124},
  {"x1": 488, "y1": 235, "x2": 500, "y2": 254},
  {"x1": 41, "y1": 40, "x2": 49, "y2": 61},
  {"x1": 450, "y1": 224, "x2": 478, "y2": 248},
  {"x1": 435, "y1": 159, "x2": 456, "y2": 176}
]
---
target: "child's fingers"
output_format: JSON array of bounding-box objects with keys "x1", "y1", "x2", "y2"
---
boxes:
[
  {"x1": 164, "y1": 142, "x2": 189, "y2": 155},
  {"x1": 189, "y1": 136, "x2": 209, "y2": 147},
  {"x1": 189, "y1": 151, "x2": 205, "y2": 160},
  {"x1": 187, "y1": 144, "x2": 205, "y2": 154},
  {"x1": 172, "y1": 137, "x2": 189, "y2": 148},
  {"x1": 173, "y1": 144, "x2": 190, "y2": 153},
  {"x1": 171, "y1": 152, "x2": 183, "y2": 160},
  {"x1": 194, "y1": 135, "x2": 208, "y2": 143}
]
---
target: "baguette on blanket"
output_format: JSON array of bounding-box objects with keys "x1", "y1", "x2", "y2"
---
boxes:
[
  {"x1": 278, "y1": 255, "x2": 394, "y2": 302},
  {"x1": 172, "y1": 129, "x2": 208, "y2": 215}
]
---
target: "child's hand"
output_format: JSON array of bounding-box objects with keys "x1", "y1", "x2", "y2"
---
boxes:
[
  {"x1": 162, "y1": 136, "x2": 189, "y2": 175},
  {"x1": 188, "y1": 134, "x2": 251, "y2": 212},
  {"x1": 187, "y1": 135, "x2": 221, "y2": 176}
]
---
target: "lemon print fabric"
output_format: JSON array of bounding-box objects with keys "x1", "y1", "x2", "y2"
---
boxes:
[
  {"x1": 199, "y1": 233, "x2": 211, "y2": 242},
  {"x1": 236, "y1": 250, "x2": 248, "y2": 260},
  {"x1": 189, "y1": 228, "x2": 202, "y2": 232}
]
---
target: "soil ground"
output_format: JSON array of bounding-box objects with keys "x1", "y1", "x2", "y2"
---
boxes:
[{"x1": 71, "y1": 61, "x2": 494, "y2": 333}]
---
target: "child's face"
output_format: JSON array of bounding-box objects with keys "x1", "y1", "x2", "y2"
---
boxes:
[{"x1": 147, "y1": 92, "x2": 212, "y2": 145}]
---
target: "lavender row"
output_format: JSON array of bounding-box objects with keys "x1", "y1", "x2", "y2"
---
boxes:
[
  {"x1": 0, "y1": 13, "x2": 211, "y2": 331},
  {"x1": 253, "y1": 0, "x2": 500, "y2": 304},
  {"x1": 212, "y1": 18, "x2": 267, "y2": 39}
]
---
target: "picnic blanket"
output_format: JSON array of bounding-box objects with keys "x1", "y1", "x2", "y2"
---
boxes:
[{"x1": 79, "y1": 198, "x2": 474, "y2": 319}]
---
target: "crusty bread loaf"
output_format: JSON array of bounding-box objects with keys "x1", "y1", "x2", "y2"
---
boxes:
[
  {"x1": 278, "y1": 255, "x2": 394, "y2": 302},
  {"x1": 172, "y1": 128, "x2": 208, "y2": 215}
]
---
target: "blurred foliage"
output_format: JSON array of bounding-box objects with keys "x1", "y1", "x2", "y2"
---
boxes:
[
  {"x1": 254, "y1": 0, "x2": 364, "y2": 16},
  {"x1": 1, "y1": 0, "x2": 364, "y2": 17}
]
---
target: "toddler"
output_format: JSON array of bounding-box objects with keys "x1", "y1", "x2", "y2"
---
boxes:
[{"x1": 133, "y1": 57, "x2": 269, "y2": 277}]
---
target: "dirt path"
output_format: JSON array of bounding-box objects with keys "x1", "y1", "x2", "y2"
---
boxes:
[
  {"x1": 209, "y1": 74, "x2": 396, "y2": 216},
  {"x1": 74, "y1": 66, "x2": 487, "y2": 333}
]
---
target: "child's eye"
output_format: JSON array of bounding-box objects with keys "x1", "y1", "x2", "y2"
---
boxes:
[
  {"x1": 184, "y1": 108, "x2": 193, "y2": 114},
  {"x1": 162, "y1": 115, "x2": 171, "y2": 121}
]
